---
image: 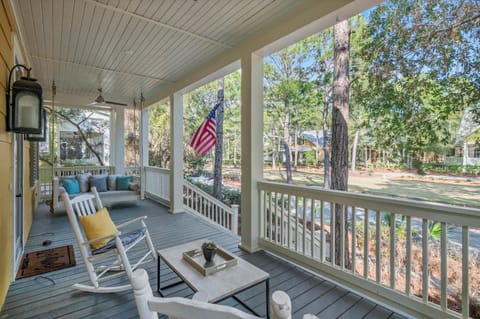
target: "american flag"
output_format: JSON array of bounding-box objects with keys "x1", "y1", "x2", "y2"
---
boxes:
[{"x1": 189, "y1": 102, "x2": 220, "y2": 156}]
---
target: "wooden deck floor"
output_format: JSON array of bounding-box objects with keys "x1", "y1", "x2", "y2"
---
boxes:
[{"x1": 1, "y1": 199, "x2": 408, "y2": 319}]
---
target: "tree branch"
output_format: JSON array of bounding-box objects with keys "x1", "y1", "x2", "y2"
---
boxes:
[{"x1": 46, "y1": 106, "x2": 105, "y2": 166}]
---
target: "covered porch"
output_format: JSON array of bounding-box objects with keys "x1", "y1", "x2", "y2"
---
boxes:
[
  {"x1": 1, "y1": 0, "x2": 479, "y2": 318},
  {"x1": 2, "y1": 199, "x2": 406, "y2": 319}
]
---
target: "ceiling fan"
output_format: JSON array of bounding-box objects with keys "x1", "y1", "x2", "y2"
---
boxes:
[{"x1": 90, "y1": 88, "x2": 128, "y2": 107}]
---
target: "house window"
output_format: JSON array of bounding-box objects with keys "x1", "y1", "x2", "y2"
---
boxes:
[{"x1": 473, "y1": 147, "x2": 480, "y2": 158}]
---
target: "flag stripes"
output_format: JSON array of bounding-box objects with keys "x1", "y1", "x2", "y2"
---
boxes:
[{"x1": 189, "y1": 102, "x2": 220, "y2": 156}]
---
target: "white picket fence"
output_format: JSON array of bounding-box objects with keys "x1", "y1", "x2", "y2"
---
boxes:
[{"x1": 258, "y1": 181, "x2": 480, "y2": 319}]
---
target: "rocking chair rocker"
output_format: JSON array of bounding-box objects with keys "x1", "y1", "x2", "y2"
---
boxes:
[{"x1": 62, "y1": 187, "x2": 157, "y2": 293}]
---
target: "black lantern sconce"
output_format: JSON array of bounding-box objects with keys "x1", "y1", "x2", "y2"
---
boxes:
[{"x1": 5, "y1": 64, "x2": 43, "y2": 134}]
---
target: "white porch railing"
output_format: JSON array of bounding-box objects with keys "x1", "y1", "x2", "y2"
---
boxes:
[
  {"x1": 144, "y1": 166, "x2": 170, "y2": 205},
  {"x1": 39, "y1": 166, "x2": 115, "y2": 201},
  {"x1": 143, "y1": 167, "x2": 239, "y2": 235},
  {"x1": 183, "y1": 180, "x2": 239, "y2": 235},
  {"x1": 125, "y1": 166, "x2": 141, "y2": 177},
  {"x1": 258, "y1": 181, "x2": 480, "y2": 319}
]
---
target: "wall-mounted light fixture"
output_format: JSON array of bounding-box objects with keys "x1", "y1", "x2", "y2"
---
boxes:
[{"x1": 5, "y1": 64, "x2": 43, "y2": 134}]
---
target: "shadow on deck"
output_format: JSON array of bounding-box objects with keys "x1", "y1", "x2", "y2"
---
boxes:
[{"x1": 1, "y1": 199, "x2": 408, "y2": 319}]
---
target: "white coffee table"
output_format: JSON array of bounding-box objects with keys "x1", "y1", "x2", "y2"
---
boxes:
[{"x1": 157, "y1": 239, "x2": 270, "y2": 318}]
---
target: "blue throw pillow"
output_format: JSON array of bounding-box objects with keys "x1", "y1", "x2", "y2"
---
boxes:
[
  {"x1": 116, "y1": 176, "x2": 131, "y2": 190},
  {"x1": 89, "y1": 175, "x2": 108, "y2": 192},
  {"x1": 63, "y1": 179, "x2": 80, "y2": 195}
]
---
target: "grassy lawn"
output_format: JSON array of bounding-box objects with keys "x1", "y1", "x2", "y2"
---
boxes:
[{"x1": 223, "y1": 166, "x2": 480, "y2": 208}]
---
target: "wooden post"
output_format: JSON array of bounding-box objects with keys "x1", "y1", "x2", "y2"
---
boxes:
[
  {"x1": 112, "y1": 108, "x2": 126, "y2": 175},
  {"x1": 131, "y1": 269, "x2": 158, "y2": 319},
  {"x1": 271, "y1": 290, "x2": 292, "y2": 319},
  {"x1": 240, "y1": 52, "x2": 263, "y2": 252},
  {"x1": 232, "y1": 204, "x2": 239, "y2": 235},
  {"x1": 140, "y1": 101, "x2": 149, "y2": 200},
  {"x1": 170, "y1": 94, "x2": 184, "y2": 213}
]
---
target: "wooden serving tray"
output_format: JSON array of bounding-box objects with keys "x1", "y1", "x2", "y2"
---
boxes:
[{"x1": 182, "y1": 247, "x2": 237, "y2": 276}]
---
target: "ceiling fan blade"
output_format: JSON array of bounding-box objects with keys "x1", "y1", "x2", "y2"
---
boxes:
[{"x1": 105, "y1": 100, "x2": 128, "y2": 106}]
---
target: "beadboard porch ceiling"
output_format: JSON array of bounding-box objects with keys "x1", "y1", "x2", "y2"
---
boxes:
[{"x1": 11, "y1": 0, "x2": 320, "y2": 109}]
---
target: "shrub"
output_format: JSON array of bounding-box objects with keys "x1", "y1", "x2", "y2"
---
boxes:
[
  {"x1": 188, "y1": 179, "x2": 240, "y2": 205},
  {"x1": 412, "y1": 159, "x2": 425, "y2": 175},
  {"x1": 304, "y1": 150, "x2": 317, "y2": 166}
]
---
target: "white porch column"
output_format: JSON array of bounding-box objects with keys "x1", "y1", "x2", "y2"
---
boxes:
[
  {"x1": 240, "y1": 52, "x2": 264, "y2": 252},
  {"x1": 112, "y1": 108, "x2": 125, "y2": 175},
  {"x1": 169, "y1": 94, "x2": 184, "y2": 213},
  {"x1": 140, "y1": 107, "x2": 149, "y2": 199}
]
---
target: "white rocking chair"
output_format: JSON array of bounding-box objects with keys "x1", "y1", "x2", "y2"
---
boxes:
[{"x1": 62, "y1": 187, "x2": 157, "y2": 293}]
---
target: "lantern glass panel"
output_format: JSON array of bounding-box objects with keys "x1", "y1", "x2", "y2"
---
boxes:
[{"x1": 15, "y1": 91, "x2": 40, "y2": 130}]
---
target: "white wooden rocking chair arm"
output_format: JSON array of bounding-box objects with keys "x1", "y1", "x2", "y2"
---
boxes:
[
  {"x1": 115, "y1": 216, "x2": 147, "y2": 229},
  {"x1": 81, "y1": 231, "x2": 122, "y2": 246}
]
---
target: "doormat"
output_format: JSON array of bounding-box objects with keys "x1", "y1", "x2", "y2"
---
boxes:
[{"x1": 16, "y1": 245, "x2": 76, "y2": 279}]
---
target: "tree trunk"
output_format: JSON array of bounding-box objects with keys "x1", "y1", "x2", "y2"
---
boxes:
[
  {"x1": 323, "y1": 85, "x2": 331, "y2": 190},
  {"x1": 294, "y1": 127, "x2": 298, "y2": 171},
  {"x1": 332, "y1": 20, "x2": 350, "y2": 268},
  {"x1": 272, "y1": 126, "x2": 276, "y2": 170},
  {"x1": 283, "y1": 105, "x2": 293, "y2": 184},
  {"x1": 233, "y1": 128, "x2": 238, "y2": 168},
  {"x1": 226, "y1": 138, "x2": 230, "y2": 161},
  {"x1": 213, "y1": 78, "x2": 224, "y2": 200},
  {"x1": 351, "y1": 130, "x2": 359, "y2": 173}
]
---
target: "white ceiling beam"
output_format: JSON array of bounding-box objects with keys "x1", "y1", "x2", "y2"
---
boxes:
[
  {"x1": 84, "y1": 0, "x2": 232, "y2": 49},
  {"x1": 31, "y1": 55, "x2": 171, "y2": 83}
]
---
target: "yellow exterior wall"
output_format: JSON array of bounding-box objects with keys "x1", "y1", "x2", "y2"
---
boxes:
[{"x1": 0, "y1": 0, "x2": 36, "y2": 310}]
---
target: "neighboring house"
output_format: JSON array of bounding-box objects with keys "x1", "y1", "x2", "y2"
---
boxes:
[
  {"x1": 56, "y1": 112, "x2": 110, "y2": 165},
  {"x1": 289, "y1": 130, "x2": 329, "y2": 162},
  {"x1": 446, "y1": 107, "x2": 480, "y2": 166}
]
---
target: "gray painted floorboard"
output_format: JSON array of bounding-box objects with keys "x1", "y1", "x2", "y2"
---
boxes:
[{"x1": 1, "y1": 199, "x2": 409, "y2": 319}]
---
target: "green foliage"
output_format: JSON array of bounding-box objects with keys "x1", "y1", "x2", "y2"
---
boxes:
[
  {"x1": 223, "y1": 188, "x2": 241, "y2": 205},
  {"x1": 304, "y1": 150, "x2": 317, "y2": 165},
  {"x1": 187, "y1": 179, "x2": 240, "y2": 205},
  {"x1": 149, "y1": 100, "x2": 170, "y2": 168},
  {"x1": 381, "y1": 213, "x2": 407, "y2": 238},
  {"x1": 182, "y1": 71, "x2": 241, "y2": 169},
  {"x1": 264, "y1": 36, "x2": 326, "y2": 183},
  {"x1": 412, "y1": 158, "x2": 425, "y2": 175},
  {"x1": 175, "y1": 0, "x2": 478, "y2": 183},
  {"x1": 184, "y1": 153, "x2": 207, "y2": 176},
  {"x1": 59, "y1": 160, "x2": 93, "y2": 167},
  {"x1": 358, "y1": 0, "x2": 480, "y2": 157},
  {"x1": 428, "y1": 221, "x2": 442, "y2": 240}
]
